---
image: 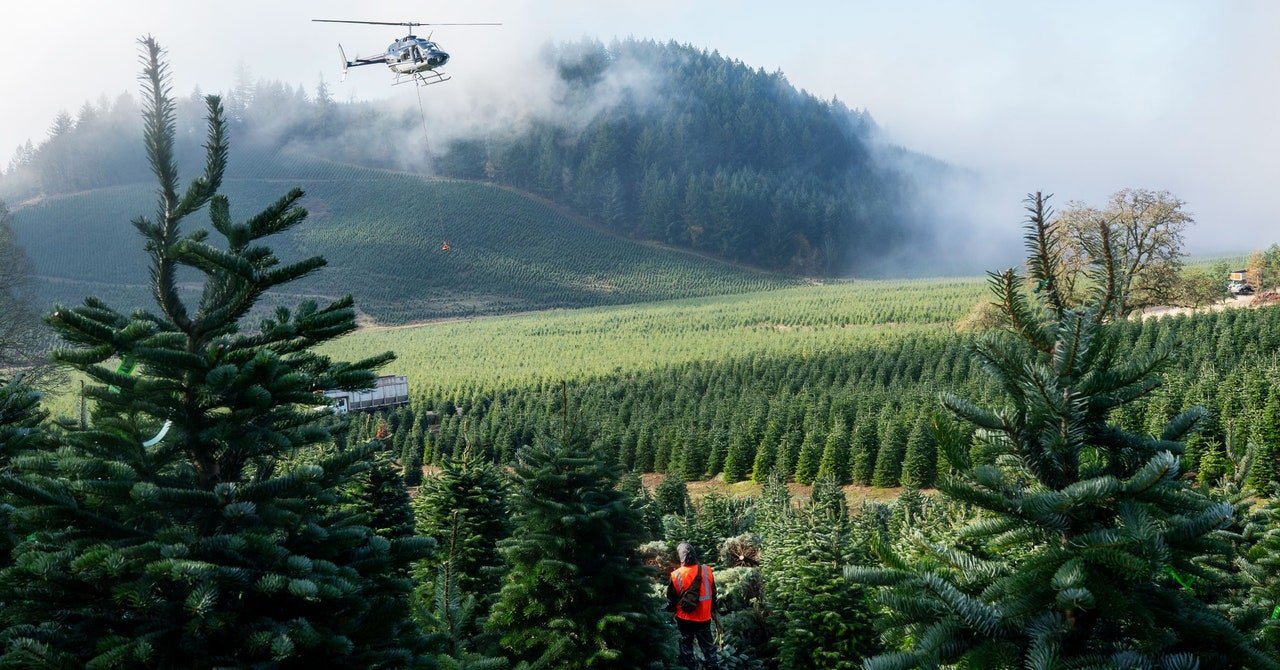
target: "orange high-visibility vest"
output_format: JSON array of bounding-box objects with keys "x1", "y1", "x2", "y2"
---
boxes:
[{"x1": 671, "y1": 564, "x2": 714, "y2": 622}]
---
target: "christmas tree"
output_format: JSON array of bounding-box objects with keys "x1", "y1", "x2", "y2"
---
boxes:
[
  {"x1": 413, "y1": 450, "x2": 511, "y2": 603},
  {"x1": 0, "y1": 38, "x2": 433, "y2": 667},
  {"x1": 488, "y1": 435, "x2": 673, "y2": 668},
  {"x1": 849, "y1": 193, "x2": 1278, "y2": 669}
]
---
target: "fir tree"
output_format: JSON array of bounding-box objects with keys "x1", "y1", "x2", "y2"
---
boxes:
[
  {"x1": 751, "y1": 436, "x2": 779, "y2": 484},
  {"x1": 1247, "y1": 386, "x2": 1280, "y2": 489},
  {"x1": 418, "y1": 509, "x2": 509, "y2": 670},
  {"x1": 1233, "y1": 491, "x2": 1280, "y2": 656},
  {"x1": 0, "y1": 376, "x2": 43, "y2": 466},
  {"x1": 618, "y1": 471, "x2": 664, "y2": 540},
  {"x1": 488, "y1": 435, "x2": 674, "y2": 668},
  {"x1": 751, "y1": 413, "x2": 783, "y2": 483},
  {"x1": 723, "y1": 428, "x2": 755, "y2": 484},
  {"x1": 0, "y1": 376, "x2": 45, "y2": 565},
  {"x1": 870, "y1": 415, "x2": 908, "y2": 487},
  {"x1": 634, "y1": 425, "x2": 656, "y2": 472},
  {"x1": 655, "y1": 471, "x2": 691, "y2": 517},
  {"x1": 816, "y1": 416, "x2": 852, "y2": 485},
  {"x1": 755, "y1": 472, "x2": 793, "y2": 539},
  {"x1": 899, "y1": 413, "x2": 938, "y2": 489},
  {"x1": 773, "y1": 476, "x2": 879, "y2": 669},
  {"x1": 349, "y1": 449, "x2": 416, "y2": 539},
  {"x1": 793, "y1": 427, "x2": 824, "y2": 485},
  {"x1": 1196, "y1": 437, "x2": 1229, "y2": 488},
  {"x1": 404, "y1": 445, "x2": 425, "y2": 487},
  {"x1": 679, "y1": 424, "x2": 709, "y2": 481},
  {"x1": 413, "y1": 450, "x2": 511, "y2": 604},
  {"x1": 0, "y1": 38, "x2": 433, "y2": 667},
  {"x1": 776, "y1": 428, "x2": 803, "y2": 481},
  {"x1": 848, "y1": 193, "x2": 1277, "y2": 669},
  {"x1": 850, "y1": 418, "x2": 879, "y2": 486}
]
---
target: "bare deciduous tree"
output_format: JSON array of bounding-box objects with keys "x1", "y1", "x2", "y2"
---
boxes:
[{"x1": 1052, "y1": 188, "x2": 1193, "y2": 318}]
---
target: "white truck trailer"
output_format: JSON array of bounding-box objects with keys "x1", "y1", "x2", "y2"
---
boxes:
[{"x1": 324, "y1": 375, "x2": 410, "y2": 413}]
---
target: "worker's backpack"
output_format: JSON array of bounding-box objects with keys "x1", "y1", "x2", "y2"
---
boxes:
[{"x1": 677, "y1": 566, "x2": 703, "y2": 613}]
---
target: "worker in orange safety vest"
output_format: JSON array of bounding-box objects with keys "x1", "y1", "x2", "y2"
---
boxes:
[{"x1": 666, "y1": 542, "x2": 719, "y2": 670}]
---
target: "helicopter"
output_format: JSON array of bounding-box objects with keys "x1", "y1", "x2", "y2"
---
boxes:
[{"x1": 312, "y1": 19, "x2": 500, "y2": 86}]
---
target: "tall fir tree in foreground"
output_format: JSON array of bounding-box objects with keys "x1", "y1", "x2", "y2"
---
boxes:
[
  {"x1": 413, "y1": 450, "x2": 511, "y2": 604},
  {"x1": 849, "y1": 193, "x2": 1278, "y2": 669},
  {"x1": 418, "y1": 509, "x2": 510, "y2": 670},
  {"x1": 0, "y1": 38, "x2": 433, "y2": 667},
  {"x1": 767, "y1": 476, "x2": 879, "y2": 669},
  {"x1": 488, "y1": 435, "x2": 674, "y2": 669}
]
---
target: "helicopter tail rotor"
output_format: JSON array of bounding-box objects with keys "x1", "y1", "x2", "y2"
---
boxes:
[{"x1": 338, "y1": 44, "x2": 350, "y2": 81}]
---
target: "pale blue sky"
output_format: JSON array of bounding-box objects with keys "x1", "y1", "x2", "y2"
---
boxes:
[{"x1": 3, "y1": 1, "x2": 1275, "y2": 251}]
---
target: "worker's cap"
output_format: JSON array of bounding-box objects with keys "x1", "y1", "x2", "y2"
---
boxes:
[{"x1": 676, "y1": 542, "x2": 697, "y2": 565}]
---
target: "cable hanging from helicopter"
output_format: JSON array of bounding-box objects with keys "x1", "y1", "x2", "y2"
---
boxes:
[{"x1": 312, "y1": 19, "x2": 501, "y2": 87}]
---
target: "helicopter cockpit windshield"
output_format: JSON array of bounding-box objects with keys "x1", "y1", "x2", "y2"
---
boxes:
[{"x1": 389, "y1": 38, "x2": 437, "y2": 63}]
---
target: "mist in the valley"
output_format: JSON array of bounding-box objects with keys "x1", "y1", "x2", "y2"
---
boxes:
[{"x1": 2, "y1": 1, "x2": 1276, "y2": 275}]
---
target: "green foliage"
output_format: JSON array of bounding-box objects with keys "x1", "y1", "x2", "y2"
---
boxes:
[
  {"x1": 655, "y1": 473, "x2": 691, "y2": 517},
  {"x1": 664, "y1": 493, "x2": 757, "y2": 568},
  {"x1": 899, "y1": 413, "x2": 938, "y2": 489},
  {"x1": 714, "y1": 566, "x2": 770, "y2": 670},
  {"x1": 850, "y1": 418, "x2": 879, "y2": 486},
  {"x1": 1249, "y1": 387, "x2": 1280, "y2": 489},
  {"x1": 419, "y1": 563, "x2": 508, "y2": 670},
  {"x1": 0, "y1": 376, "x2": 45, "y2": 565},
  {"x1": 764, "y1": 476, "x2": 879, "y2": 668},
  {"x1": 850, "y1": 193, "x2": 1278, "y2": 669},
  {"x1": 488, "y1": 435, "x2": 673, "y2": 668},
  {"x1": 347, "y1": 449, "x2": 416, "y2": 539},
  {"x1": 0, "y1": 39, "x2": 432, "y2": 667},
  {"x1": 403, "y1": 442, "x2": 425, "y2": 487},
  {"x1": 871, "y1": 412, "x2": 909, "y2": 488},
  {"x1": 416, "y1": 509, "x2": 509, "y2": 670},
  {"x1": 0, "y1": 376, "x2": 44, "y2": 465},
  {"x1": 619, "y1": 472, "x2": 664, "y2": 540},
  {"x1": 1232, "y1": 492, "x2": 1280, "y2": 656},
  {"x1": 815, "y1": 417, "x2": 852, "y2": 485},
  {"x1": 793, "y1": 428, "x2": 824, "y2": 485},
  {"x1": 413, "y1": 452, "x2": 511, "y2": 604},
  {"x1": 723, "y1": 428, "x2": 756, "y2": 484},
  {"x1": 312, "y1": 267, "x2": 1280, "y2": 500}
]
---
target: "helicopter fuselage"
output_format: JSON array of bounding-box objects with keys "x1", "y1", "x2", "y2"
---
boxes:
[{"x1": 382, "y1": 36, "x2": 449, "y2": 74}]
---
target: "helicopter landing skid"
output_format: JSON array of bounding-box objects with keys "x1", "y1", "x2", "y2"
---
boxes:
[{"x1": 394, "y1": 71, "x2": 452, "y2": 87}]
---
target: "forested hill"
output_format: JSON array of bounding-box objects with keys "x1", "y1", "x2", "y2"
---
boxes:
[
  {"x1": 1, "y1": 38, "x2": 953, "y2": 277},
  {"x1": 437, "y1": 39, "x2": 946, "y2": 275}
]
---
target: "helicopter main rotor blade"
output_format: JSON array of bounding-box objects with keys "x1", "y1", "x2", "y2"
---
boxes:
[
  {"x1": 313, "y1": 19, "x2": 421, "y2": 26},
  {"x1": 312, "y1": 19, "x2": 501, "y2": 26}
]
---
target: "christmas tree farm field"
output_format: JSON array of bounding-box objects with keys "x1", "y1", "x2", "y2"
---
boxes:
[
  {"x1": 319, "y1": 278, "x2": 986, "y2": 398},
  {"x1": 8, "y1": 153, "x2": 796, "y2": 324}
]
